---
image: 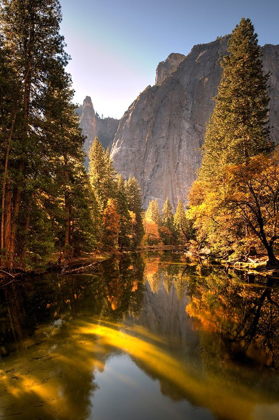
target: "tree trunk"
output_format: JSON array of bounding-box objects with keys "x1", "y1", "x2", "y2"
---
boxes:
[
  {"x1": 2, "y1": 22, "x2": 33, "y2": 270},
  {"x1": 266, "y1": 245, "x2": 279, "y2": 267},
  {"x1": 3, "y1": 184, "x2": 12, "y2": 268},
  {"x1": 1, "y1": 112, "x2": 17, "y2": 254},
  {"x1": 64, "y1": 159, "x2": 72, "y2": 263},
  {"x1": 64, "y1": 190, "x2": 71, "y2": 262},
  {"x1": 8, "y1": 180, "x2": 22, "y2": 271}
]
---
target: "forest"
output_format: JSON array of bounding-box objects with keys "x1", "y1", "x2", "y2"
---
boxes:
[
  {"x1": 0, "y1": 0, "x2": 278, "y2": 275},
  {"x1": 1, "y1": 3, "x2": 279, "y2": 420}
]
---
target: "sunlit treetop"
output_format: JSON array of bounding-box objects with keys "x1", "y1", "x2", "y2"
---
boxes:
[{"x1": 199, "y1": 17, "x2": 273, "y2": 183}]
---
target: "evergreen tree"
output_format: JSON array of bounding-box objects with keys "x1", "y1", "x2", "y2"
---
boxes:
[
  {"x1": 174, "y1": 201, "x2": 187, "y2": 244},
  {"x1": 41, "y1": 68, "x2": 96, "y2": 262},
  {"x1": 160, "y1": 198, "x2": 175, "y2": 245},
  {"x1": 188, "y1": 18, "x2": 276, "y2": 262},
  {"x1": 200, "y1": 18, "x2": 273, "y2": 183},
  {"x1": 88, "y1": 137, "x2": 116, "y2": 211},
  {"x1": 88, "y1": 142, "x2": 145, "y2": 251},
  {"x1": 0, "y1": 36, "x2": 21, "y2": 263},
  {"x1": 162, "y1": 198, "x2": 174, "y2": 231},
  {"x1": 125, "y1": 177, "x2": 144, "y2": 248},
  {"x1": 115, "y1": 175, "x2": 131, "y2": 250},
  {"x1": 0, "y1": 0, "x2": 72, "y2": 269},
  {"x1": 0, "y1": 0, "x2": 96, "y2": 269},
  {"x1": 145, "y1": 199, "x2": 161, "y2": 226}
]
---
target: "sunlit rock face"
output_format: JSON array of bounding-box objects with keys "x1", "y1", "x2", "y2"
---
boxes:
[
  {"x1": 110, "y1": 37, "x2": 279, "y2": 209},
  {"x1": 78, "y1": 96, "x2": 97, "y2": 160},
  {"x1": 78, "y1": 96, "x2": 119, "y2": 166}
]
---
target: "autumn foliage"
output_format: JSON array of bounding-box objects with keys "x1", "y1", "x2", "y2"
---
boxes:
[
  {"x1": 101, "y1": 199, "x2": 120, "y2": 250},
  {"x1": 187, "y1": 18, "x2": 279, "y2": 265}
]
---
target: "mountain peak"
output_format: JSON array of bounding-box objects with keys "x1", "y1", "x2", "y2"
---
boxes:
[
  {"x1": 155, "y1": 53, "x2": 185, "y2": 85},
  {"x1": 111, "y1": 41, "x2": 279, "y2": 209},
  {"x1": 83, "y1": 95, "x2": 93, "y2": 105}
]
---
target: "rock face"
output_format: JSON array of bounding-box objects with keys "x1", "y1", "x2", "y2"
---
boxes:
[
  {"x1": 110, "y1": 37, "x2": 279, "y2": 210},
  {"x1": 155, "y1": 53, "x2": 185, "y2": 85},
  {"x1": 79, "y1": 96, "x2": 119, "y2": 166},
  {"x1": 262, "y1": 44, "x2": 279, "y2": 144}
]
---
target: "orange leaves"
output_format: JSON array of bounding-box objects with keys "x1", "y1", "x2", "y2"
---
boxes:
[
  {"x1": 101, "y1": 199, "x2": 120, "y2": 249},
  {"x1": 142, "y1": 219, "x2": 160, "y2": 245},
  {"x1": 187, "y1": 148, "x2": 279, "y2": 259},
  {"x1": 159, "y1": 226, "x2": 172, "y2": 237},
  {"x1": 225, "y1": 151, "x2": 279, "y2": 206},
  {"x1": 103, "y1": 199, "x2": 120, "y2": 233}
]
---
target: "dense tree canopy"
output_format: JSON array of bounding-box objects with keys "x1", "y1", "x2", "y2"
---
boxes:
[
  {"x1": 0, "y1": 0, "x2": 85, "y2": 269},
  {"x1": 188, "y1": 18, "x2": 278, "y2": 265},
  {"x1": 199, "y1": 18, "x2": 273, "y2": 184},
  {"x1": 0, "y1": 1, "x2": 144, "y2": 270}
]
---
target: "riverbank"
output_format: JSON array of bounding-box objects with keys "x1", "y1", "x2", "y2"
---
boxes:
[
  {"x1": 184, "y1": 249, "x2": 279, "y2": 280},
  {"x1": 2, "y1": 245, "x2": 279, "y2": 284},
  {"x1": 0, "y1": 251, "x2": 114, "y2": 283},
  {"x1": 0, "y1": 245, "x2": 183, "y2": 282}
]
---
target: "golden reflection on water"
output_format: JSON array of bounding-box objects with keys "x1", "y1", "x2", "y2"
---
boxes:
[
  {"x1": 77, "y1": 318, "x2": 270, "y2": 420},
  {"x1": 0, "y1": 314, "x2": 276, "y2": 420},
  {"x1": 0, "y1": 323, "x2": 97, "y2": 419},
  {"x1": 1, "y1": 255, "x2": 279, "y2": 420}
]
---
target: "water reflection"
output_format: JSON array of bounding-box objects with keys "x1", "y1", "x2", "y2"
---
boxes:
[
  {"x1": 0, "y1": 253, "x2": 279, "y2": 419},
  {"x1": 185, "y1": 265, "x2": 279, "y2": 369}
]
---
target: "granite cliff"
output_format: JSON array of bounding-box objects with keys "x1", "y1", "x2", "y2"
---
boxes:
[
  {"x1": 155, "y1": 53, "x2": 186, "y2": 85},
  {"x1": 78, "y1": 96, "x2": 119, "y2": 166},
  {"x1": 110, "y1": 37, "x2": 279, "y2": 209}
]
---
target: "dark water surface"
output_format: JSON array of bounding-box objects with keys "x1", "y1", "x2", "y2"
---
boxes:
[{"x1": 1, "y1": 252, "x2": 279, "y2": 420}]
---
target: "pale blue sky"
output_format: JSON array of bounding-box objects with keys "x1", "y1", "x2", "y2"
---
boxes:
[{"x1": 59, "y1": 0, "x2": 279, "y2": 119}]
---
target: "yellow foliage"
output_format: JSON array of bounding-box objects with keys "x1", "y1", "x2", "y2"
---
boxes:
[{"x1": 187, "y1": 149, "x2": 279, "y2": 260}]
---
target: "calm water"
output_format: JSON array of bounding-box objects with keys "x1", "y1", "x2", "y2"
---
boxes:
[{"x1": 1, "y1": 252, "x2": 279, "y2": 420}]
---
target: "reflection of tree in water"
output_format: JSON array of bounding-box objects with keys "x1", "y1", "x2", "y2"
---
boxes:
[
  {"x1": 0, "y1": 273, "x2": 107, "y2": 357},
  {"x1": 142, "y1": 253, "x2": 161, "y2": 293},
  {"x1": 99, "y1": 254, "x2": 145, "y2": 319},
  {"x1": 2, "y1": 254, "x2": 279, "y2": 419},
  {"x1": 143, "y1": 251, "x2": 186, "y2": 297},
  {"x1": 0, "y1": 279, "x2": 103, "y2": 419},
  {"x1": 0, "y1": 255, "x2": 146, "y2": 419},
  {"x1": 0, "y1": 280, "x2": 38, "y2": 357},
  {"x1": 0, "y1": 255, "x2": 145, "y2": 359},
  {"x1": 0, "y1": 316, "x2": 105, "y2": 419},
  {"x1": 186, "y1": 266, "x2": 279, "y2": 370},
  {"x1": 158, "y1": 250, "x2": 184, "y2": 265}
]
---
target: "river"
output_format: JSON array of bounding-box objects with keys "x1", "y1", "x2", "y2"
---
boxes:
[{"x1": 0, "y1": 252, "x2": 279, "y2": 420}]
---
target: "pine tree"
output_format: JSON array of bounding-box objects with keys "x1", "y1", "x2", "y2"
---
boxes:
[
  {"x1": 189, "y1": 18, "x2": 277, "y2": 263},
  {"x1": 162, "y1": 198, "x2": 174, "y2": 230},
  {"x1": 0, "y1": 36, "x2": 21, "y2": 263},
  {"x1": 0, "y1": 0, "x2": 95, "y2": 269},
  {"x1": 0, "y1": 0, "x2": 71, "y2": 269},
  {"x1": 125, "y1": 177, "x2": 144, "y2": 248},
  {"x1": 174, "y1": 201, "x2": 187, "y2": 244},
  {"x1": 115, "y1": 175, "x2": 132, "y2": 250},
  {"x1": 145, "y1": 200, "x2": 161, "y2": 226},
  {"x1": 40, "y1": 67, "x2": 97, "y2": 262},
  {"x1": 88, "y1": 137, "x2": 116, "y2": 211},
  {"x1": 199, "y1": 18, "x2": 273, "y2": 183},
  {"x1": 160, "y1": 198, "x2": 175, "y2": 245}
]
